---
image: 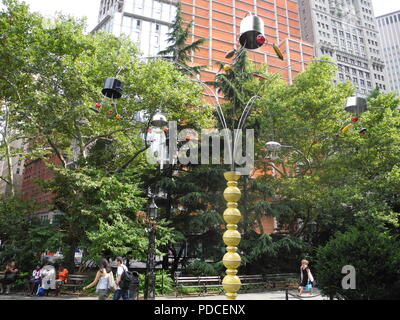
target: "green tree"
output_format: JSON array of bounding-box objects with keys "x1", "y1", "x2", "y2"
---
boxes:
[
  {"x1": 0, "y1": 196, "x2": 64, "y2": 271},
  {"x1": 0, "y1": 0, "x2": 43, "y2": 195},
  {"x1": 0, "y1": 0, "x2": 213, "y2": 271},
  {"x1": 315, "y1": 222, "x2": 400, "y2": 300},
  {"x1": 250, "y1": 58, "x2": 400, "y2": 241},
  {"x1": 39, "y1": 166, "x2": 174, "y2": 270},
  {"x1": 158, "y1": 1, "x2": 207, "y2": 75}
]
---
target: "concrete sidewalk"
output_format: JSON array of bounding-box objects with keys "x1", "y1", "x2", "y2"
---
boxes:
[
  {"x1": 0, "y1": 290, "x2": 327, "y2": 300},
  {"x1": 158, "y1": 290, "x2": 327, "y2": 300},
  {"x1": 0, "y1": 293, "x2": 97, "y2": 300}
]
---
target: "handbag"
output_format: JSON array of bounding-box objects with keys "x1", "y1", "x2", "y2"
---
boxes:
[
  {"x1": 108, "y1": 272, "x2": 117, "y2": 291},
  {"x1": 305, "y1": 282, "x2": 313, "y2": 291},
  {"x1": 37, "y1": 286, "x2": 46, "y2": 296}
]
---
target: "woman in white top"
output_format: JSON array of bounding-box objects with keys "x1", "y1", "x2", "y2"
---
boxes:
[
  {"x1": 298, "y1": 259, "x2": 315, "y2": 296},
  {"x1": 41, "y1": 263, "x2": 56, "y2": 294},
  {"x1": 83, "y1": 259, "x2": 116, "y2": 300}
]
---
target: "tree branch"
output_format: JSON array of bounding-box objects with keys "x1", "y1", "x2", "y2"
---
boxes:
[
  {"x1": 83, "y1": 127, "x2": 137, "y2": 148},
  {"x1": 113, "y1": 145, "x2": 150, "y2": 174},
  {"x1": 0, "y1": 176, "x2": 10, "y2": 185},
  {"x1": 46, "y1": 138, "x2": 67, "y2": 168}
]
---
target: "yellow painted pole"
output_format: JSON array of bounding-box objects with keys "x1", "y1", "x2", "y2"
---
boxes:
[{"x1": 222, "y1": 171, "x2": 242, "y2": 300}]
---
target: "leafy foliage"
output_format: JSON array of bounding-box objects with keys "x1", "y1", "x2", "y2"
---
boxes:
[
  {"x1": 0, "y1": 196, "x2": 62, "y2": 271},
  {"x1": 138, "y1": 270, "x2": 174, "y2": 295},
  {"x1": 315, "y1": 222, "x2": 400, "y2": 300},
  {"x1": 0, "y1": 0, "x2": 212, "y2": 272}
]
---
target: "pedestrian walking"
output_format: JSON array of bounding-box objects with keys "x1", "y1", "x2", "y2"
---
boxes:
[
  {"x1": 83, "y1": 258, "x2": 116, "y2": 300},
  {"x1": 297, "y1": 259, "x2": 314, "y2": 296},
  {"x1": 113, "y1": 257, "x2": 129, "y2": 300}
]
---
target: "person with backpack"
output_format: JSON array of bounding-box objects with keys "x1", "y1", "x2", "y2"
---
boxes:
[
  {"x1": 83, "y1": 258, "x2": 116, "y2": 300},
  {"x1": 113, "y1": 257, "x2": 130, "y2": 300}
]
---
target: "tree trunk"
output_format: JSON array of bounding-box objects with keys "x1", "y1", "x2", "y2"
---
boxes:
[
  {"x1": 63, "y1": 240, "x2": 78, "y2": 274},
  {"x1": 170, "y1": 245, "x2": 184, "y2": 279},
  {"x1": 4, "y1": 139, "x2": 14, "y2": 196},
  {"x1": 162, "y1": 246, "x2": 169, "y2": 270},
  {"x1": 3, "y1": 104, "x2": 15, "y2": 197}
]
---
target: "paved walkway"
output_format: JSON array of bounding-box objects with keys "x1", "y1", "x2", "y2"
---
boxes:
[
  {"x1": 158, "y1": 290, "x2": 326, "y2": 300},
  {"x1": 0, "y1": 293, "x2": 96, "y2": 300},
  {"x1": 0, "y1": 290, "x2": 327, "y2": 300}
]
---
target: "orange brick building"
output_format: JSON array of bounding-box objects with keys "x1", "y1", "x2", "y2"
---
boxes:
[
  {"x1": 180, "y1": 0, "x2": 314, "y2": 84},
  {"x1": 21, "y1": 155, "x2": 62, "y2": 214}
]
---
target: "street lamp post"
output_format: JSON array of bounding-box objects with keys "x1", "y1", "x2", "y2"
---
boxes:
[
  {"x1": 144, "y1": 195, "x2": 158, "y2": 300},
  {"x1": 307, "y1": 220, "x2": 317, "y2": 245},
  {"x1": 308, "y1": 220, "x2": 317, "y2": 234}
]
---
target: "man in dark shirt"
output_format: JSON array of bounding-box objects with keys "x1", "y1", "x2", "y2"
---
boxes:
[{"x1": 0, "y1": 261, "x2": 19, "y2": 295}]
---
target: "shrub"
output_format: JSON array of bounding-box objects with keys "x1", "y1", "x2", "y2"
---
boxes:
[
  {"x1": 138, "y1": 270, "x2": 174, "y2": 295},
  {"x1": 184, "y1": 261, "x2": 224, "y2": 277},
  {"x1": 315, "y1": 222, "x2": 400, "y2": 300},
  {"x1": 240, "y1": 232, "x2": 308, "y2": 274}
]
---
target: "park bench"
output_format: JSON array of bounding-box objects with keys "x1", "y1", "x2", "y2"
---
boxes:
[
  {"x1": 264, "y1": 273, "x2": 298, "y2": 289},
  {"x1": 174, "y1": 276, "x2": 223, "y2": 297},
  {"x1": 238, "y1": 273, "x2": 298, "y2": 291},
  {"x1": 239, "y1": 274, "x2": 264, "y2": 290},
  {"x1": 174, "y1": 273, "x2": 298, "y2": 297},
  {"x1": 62, "y1": 274, "x2": 89, "y2": 293}
]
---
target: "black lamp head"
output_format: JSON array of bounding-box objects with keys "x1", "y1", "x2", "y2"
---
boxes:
[
  {"x1": 102, "y1": 77, "x2": 124, "y2": 99},
  {"x1": 149, "y1": 196, "x2": 158, "y2": 220}
]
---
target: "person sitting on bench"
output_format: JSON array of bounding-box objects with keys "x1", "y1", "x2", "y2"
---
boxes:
[
  {"x1": 0, "y1": 261, "x2": 19, "y2": 295},
  {"x1": 54, "y1": 264, "x2": 69, "y2": 296},
  {"x1": 41, "y1": 262, "x2": 56, "y2": 296},
  {"x1": 29, "y1": 264, "x2": 43, "y2": 296}
]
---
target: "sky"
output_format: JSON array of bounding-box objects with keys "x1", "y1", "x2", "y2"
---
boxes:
[
  {"x1": 10, "y1": 0, "x2": 400, "y2": 32},
  {"x1": 21, "y1": 0, "x2": 100, "y2": 32},
  {"x1": 371, "y1": 0, "x2": 400, "y2": 16}
]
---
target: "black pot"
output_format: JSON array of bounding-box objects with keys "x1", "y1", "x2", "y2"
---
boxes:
[{"x1": 102, "y1": 77, "x2": 124, "y2": 99}]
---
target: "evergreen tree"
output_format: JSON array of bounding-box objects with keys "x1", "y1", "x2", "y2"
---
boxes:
[
  {"x1": 206, "y1": 50, "x2": 255, "y2": 130},
  {"x1": 158, "y1": 2, "x2": 207, "y2": 75}
]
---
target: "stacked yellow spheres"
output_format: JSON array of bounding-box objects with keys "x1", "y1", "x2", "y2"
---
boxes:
[{"x1": 222, "y1": 171, "x2": 243, "y2": 300}]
